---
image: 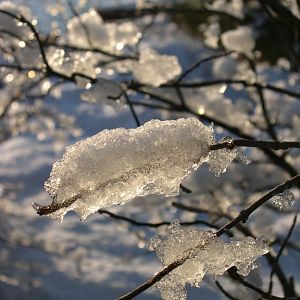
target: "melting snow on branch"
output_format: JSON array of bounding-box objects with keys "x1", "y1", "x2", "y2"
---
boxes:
[
  {"x1": 36, "y1": 118, "x2": 215, "y2": 221},
  {"x1": 34, "y1": 118, "x2": 245, "y2": 221},
  {"x1": 208, "y1": 136, "x2": 251, "y2": 176},
  {"x1": 150, "y1": 220, "x2": 270, "y2": 300},
  {"x1": 132, "y1": 48, "x2": 182, "y2": 87},
  {"x1": 273, "y1": 190, "x2": 295, "y2": 210}
]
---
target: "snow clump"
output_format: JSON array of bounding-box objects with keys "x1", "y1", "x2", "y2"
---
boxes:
[
  {"x1": 150, "y1": 220, "x2": 270, "y2": 300},
  {"x1": 273, "y1": 190, "x2": 295, "y2": 210},
  {"x1": 38, "y1": 118, "x2": 214, "y2": 221}
]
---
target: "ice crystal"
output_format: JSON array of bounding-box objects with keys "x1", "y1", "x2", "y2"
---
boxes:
[
  {"x1": 132, "y1": 48, "x2": 182, "y2": 87},
  {"x1": 80, "y1": 78, "x2": 125, "y2": 109},
  {"x1": 237, "y1": 152, "x2": 252, "y2": 165},
  {"x1": 208, "y1": 136, "x2": 238, "y2": 176},
  {"x1": 151, "y1": 221, "x2": 270, "y2": 300},
  {"x1": 273, "y1": 190, "x2": 295, "y2": 210},
  {"x1": 221, "y1": 26, "x2": 255, "y2": 57},
  {"x1": 40, "y1": 118, "x2": 213, "y2": 221}
]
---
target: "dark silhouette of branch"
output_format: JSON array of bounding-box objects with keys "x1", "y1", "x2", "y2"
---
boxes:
[
  {"x1": 209, "y1": 140, "x2": 300, "y2": 151},
  {"x1": 97, "y1": 6, "x2": 243, "y2": 23},
  {"x1": 216, "y1": 175, "x2": 300, "y2": 236},
  {"x1": 123, "y1": 91, "x2": 141, "y2": 127},
  {"x1": 245, "y1": 56, "x2": 278, "y2": 140},
  {"x1": 43, "y1": 41, "x2": 137, "y2": 60},
  {"x1": 267, "y1": 214, "x2": 298, "y2": 297},
  {"x1": 227, "y1": 267, "x2": 283, "y2": 300},
  {"x1": 215, "y1": 281, "x2": 239, "y2": 300},
  {"x1": 176, "y1": 51, "x2": 235, "y2": 82},
  {"x1": 98, "y1": 209, "x2": 220, "y2": 230},
  {"x1": 258, "y1": 0, "x2": 300, "y2": 70},
  {"x1": 0, "y1": 9, "x2": 52, "y2": 71}
]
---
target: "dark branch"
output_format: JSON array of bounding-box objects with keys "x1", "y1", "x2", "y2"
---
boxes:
[
  {"x1": 267, "y1": 214, "x2": 298, "y2": 297},
  {"x1": 98, "y1": 209, "x2": 220, "y2": 230},
  {"x1": 209, "y1": 139, "x2": 300, "y2": 151}
]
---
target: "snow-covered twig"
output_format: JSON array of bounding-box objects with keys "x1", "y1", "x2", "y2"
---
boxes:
[{"x1": 117, "y1": 175, "x2": 300, "y2": 300}]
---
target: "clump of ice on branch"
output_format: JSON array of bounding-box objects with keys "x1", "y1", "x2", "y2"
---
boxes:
[
  {"x1": 132, "y1": 48, "x2": 182, "y2": 87},
  {"x1": 273, "y1": 190, "x2": 295, "y2": 210},
  {"x1": 150, "y1": 220, "x2": 270, "y2": 300},
  {"x1": 221, "y1": 26, "x2": 255, "y2": 57},
  {"x1": 208, "y1": 136, "x2": 237, "y2": 176},
  {"x1": 40, "y1": 118, "x2": 214, "y2": 221}
]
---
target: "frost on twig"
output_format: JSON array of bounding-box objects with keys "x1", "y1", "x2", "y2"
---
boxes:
[
  {"x1": 208, "y1": 136, "x2": 251, "y2": 176},
  {"x1": 35, "y1": 118, "x2": 218, "y2": 221},
  {"x1": 273, "y1": 190, "x2": 295, "y2": 210},
  {"x1": 150, "y1": 220, "x2": 270, "y2": 300}
]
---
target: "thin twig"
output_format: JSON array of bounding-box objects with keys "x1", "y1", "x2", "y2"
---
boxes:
[
  {"x1": 215, "y1": 280, "x2": 239, "y2": 300},
  {"x1": 0, "y1": 9, "x2": 52, "y2": 71},
  {"x1": 209, "y1": 139, "x2": 300, "y2": 151},
  {"x1": 123, "y1": 91, "x2": 141, "y2": 127},
  {"x1": 216, "y1": 175, "x2": 300, "y2": 236},
  {"x1": 129, "y1": 79, "x2": 300, "y2": 100},
  {"x1": 267, "y1": 214, "x2": 298, "y2": 297},
  {"x1": 176, "y1": 51, "x2": 235, "y2": 82},
  {"x1": 98, "y1": 209, "x2": 220, "y2": 230},
  {"x1": 227, "y1": 267, "x2": 283, "y2": 300}
]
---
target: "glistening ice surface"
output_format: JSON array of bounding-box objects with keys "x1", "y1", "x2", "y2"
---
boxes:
[
  {"x1": 150, "y1": 220, "x2": 270, "y2": 300},
  {"x1": 43, "y1": 118, "x2": 213, "y2": 220}
]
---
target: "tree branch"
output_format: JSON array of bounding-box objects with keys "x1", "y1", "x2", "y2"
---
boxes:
[
  {"x1": 267, "y1": 214, "x2": 298, "y2": 297},
  {"x1": 98, "y1": 209, "x2": 220, "y2": 230},
  {"x1": 209, "y1": 139, "x2": 300, "y2": 151}
]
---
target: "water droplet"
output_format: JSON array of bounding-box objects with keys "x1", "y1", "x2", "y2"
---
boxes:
[
  {"x1": 198, "y1": 106, "x2": 205, "y2": 115},
  {"x1": 18, "y1": 41, "x2": 26, "y2": 48},
  {"x1": 27, "y1": 70, "x2": 36, "y2": 79},
  {"x1": 5, "y1": 74, "x2": 14, "y2": 83}
]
